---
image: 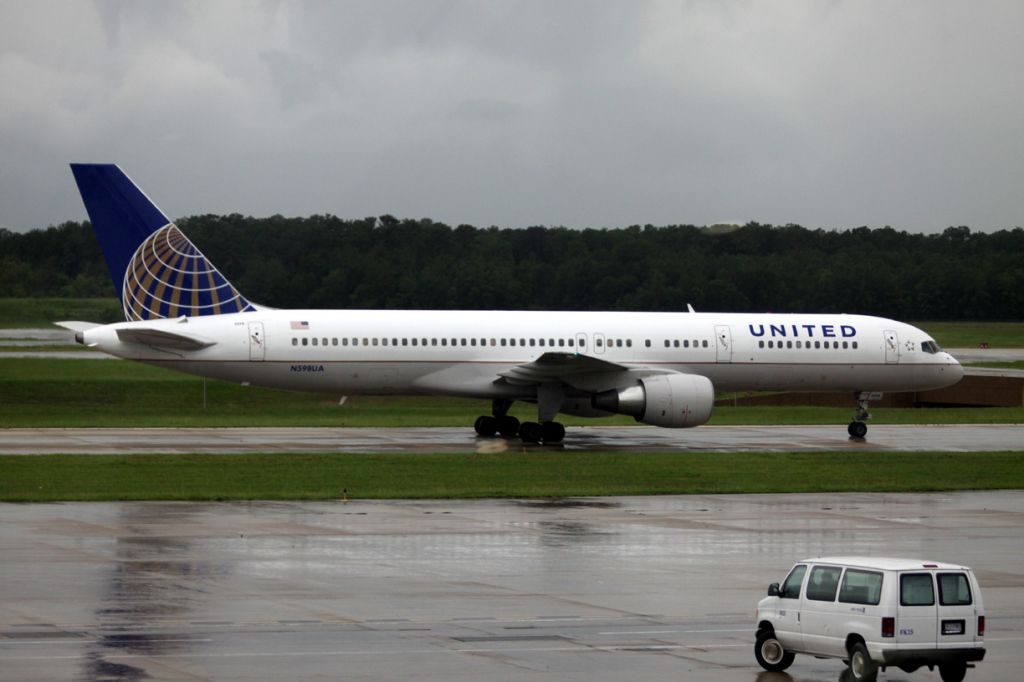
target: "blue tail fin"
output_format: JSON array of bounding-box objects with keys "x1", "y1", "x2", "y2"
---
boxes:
[{"x1": 70, "y1": 164, "x2": 255, "y2": 321}]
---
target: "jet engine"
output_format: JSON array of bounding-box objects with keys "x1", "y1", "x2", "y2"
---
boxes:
[{"x1": 591, "y1": 373, "x2": 714, "y2": 428}]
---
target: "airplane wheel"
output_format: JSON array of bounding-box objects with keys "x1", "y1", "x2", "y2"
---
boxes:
[
  {"x1": 497, "y1": 415, "x2": 520, "y2": 439},
  {"x1": 474, "y1": 415, "x2": 498, "y2": 437},
  {"x1": 540, "y1": 421, "x2": 565, "y2": 443},
  {"x1": 848, "y1": 421, "x2": 868, "y2": 439},
  {"x1": 519, "y1": 421, "x2": 542, "y2": 443}
]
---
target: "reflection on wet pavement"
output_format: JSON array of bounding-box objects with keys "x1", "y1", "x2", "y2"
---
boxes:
[{"x1": 1, "y1": 492, "x2": 1022, "y2": 681}]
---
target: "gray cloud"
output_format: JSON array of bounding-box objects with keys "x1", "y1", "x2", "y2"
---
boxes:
[{"x1": 1, "y1": 0, "x2": 1021, "y2": 232}]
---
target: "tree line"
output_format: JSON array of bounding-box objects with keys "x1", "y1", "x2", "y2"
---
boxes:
[{"x1": 2, "y1": 217, "x2": 1022, "y2": 320}]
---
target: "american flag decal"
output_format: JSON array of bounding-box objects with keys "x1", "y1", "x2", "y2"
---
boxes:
[{"x1": 290, "y1": 321, "x2": 310, "y2": 330}]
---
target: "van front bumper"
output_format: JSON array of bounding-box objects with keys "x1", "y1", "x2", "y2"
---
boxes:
[{"x1": 879, "y1": 647, "x2": 985, "y2": 666}]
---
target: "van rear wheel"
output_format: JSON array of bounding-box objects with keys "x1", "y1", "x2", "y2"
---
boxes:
[
  {"x1": 754, "y1": 630, "x2": 794, "y2": 672},
  {"x1": 939, "y1": 661, "x2": 967, "y2": 682},
  {"x1": 848, "y1": 642, "x2": 878, "y2": 682}
]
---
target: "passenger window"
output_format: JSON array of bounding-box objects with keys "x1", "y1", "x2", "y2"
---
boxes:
[
  {"x1": 470, "y1": 339, "x2": 476, "y2": 346},
  {"x1": 568, "y1": 339, "x2": 575, "y2": 347},
  {"x1": 702, "y1": 340, "x2": 709, "y2": 348},
  {"x1": 500, "y1": 339, "x2": 507, "y2": 347},
  {"x1": 333, "y1": 338, "x2": 339, "y2": 346},
  {"x1": 372, "y1": 338, "x2": 378, "y2": 346},
  {"x1": 292, "y1": 338, "x2": 298, "y2": 346},
  {"x1": 806, "y1": 566, "x2": 842, "y2": 601},
  {"x1": 645, "y1": 339, "x2": 651, "y2": 347},
  {"x1": 853, "y1": 341, "x2": 858, "y2": 349},
  {"x1": 901, "y1": 573, "x2": 936, "y2": 606},
  {"x1": 796, "y1": 340, "x2": 801, "y2": 348},
  {"x1": 839, "y1": 569, "x2": 883, "y2": 605},
  {"x1": 312, "y1": 338, "x2": 318, "y2": 346},
  {"x1": 758, "y1": 340, "x2": 764, "y2": 348},
  {"x1": 673, "y1": 340, "x2": 679, "y2": 348},
  {"x1": 302, "y1": 338, "x2": 308, "y2": 346},
  {"x1": 323, "y1": 338, "x2": 328, "y2": 346},
  {"x1": 626, "y1": 339, "x2": 632, "y2": 347},
  {"x1": 786, "y1": 341, "x2": 792, "y2": 349},
  {"x1": 814, "y1": 341, "x2": 821, "y2": 349},
  {"x1": 664, "y1": 340, "x2": 670, "y2": 348},
  {"x1": 540, "y1": 339, "x2": 546, "y2": 347},
  {"x1": 781, "y1": 564, "x2": 807, "y2": 599},
  {"x1": 938, "y1": 573, "x2": 972, "y2": 605},
  {"x1": 594, "y1": 339, "x2": 601, "y2": 347}
]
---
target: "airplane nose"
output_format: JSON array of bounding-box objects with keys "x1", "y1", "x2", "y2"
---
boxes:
[{"x1": 948, "y1": 354, "x2": 965, "y2": 382}]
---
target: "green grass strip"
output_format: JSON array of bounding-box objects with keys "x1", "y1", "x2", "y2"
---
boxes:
[{"x1": 2, "y1": 451, "x2": 1022, "y2": 502}]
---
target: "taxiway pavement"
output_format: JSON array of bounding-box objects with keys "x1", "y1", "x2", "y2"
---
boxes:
[
  {"x1": 2, "y1": 492, "x2": 1022, "y2": 681},
  {"x1": 1, "y1": 423, "x2": 1022, "y2": 455}
]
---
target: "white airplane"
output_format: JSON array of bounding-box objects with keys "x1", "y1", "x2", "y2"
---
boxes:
[{"x1": 60, "y1": 164, "x2": 964, "y2": 443}]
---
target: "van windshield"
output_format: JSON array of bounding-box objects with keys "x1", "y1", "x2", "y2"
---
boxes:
[{"x1": 781, "y1": 564, "x2": 806, "y2": 599}]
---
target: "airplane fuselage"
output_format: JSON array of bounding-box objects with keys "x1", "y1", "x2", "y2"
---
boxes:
[{"x1": 82, "y1": 309, "x2": 963, "y2": 400}]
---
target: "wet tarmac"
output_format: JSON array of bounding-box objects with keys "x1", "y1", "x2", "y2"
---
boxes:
[
  {"x1": 2, "y1": 492, "x2": 1022, "y2": 681},
  {"x1": 1, "y1": 423, "x2": 1023, "y2": 455}
]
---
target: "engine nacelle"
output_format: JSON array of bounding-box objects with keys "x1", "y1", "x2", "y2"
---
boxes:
[{"x1": 591, "y1": 373, "x2": 714, "y2": 428}]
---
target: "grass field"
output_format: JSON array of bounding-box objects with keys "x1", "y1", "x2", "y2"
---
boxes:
[
  {"x1": 0, "y1": 298, "x2": 121, "y2": 328},
  {"x1": 2, "y1": 358, "x2": 1022, "y2": 428},
  {"x1": 913, "y1": 321, "x2": 1024, "y2": 349},
  {"x1": 2, "y1": 451, "x2": 1022, "y2": 502}
]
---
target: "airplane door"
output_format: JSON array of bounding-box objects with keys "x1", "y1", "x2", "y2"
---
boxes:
[
  {"x1": 575, "y1": 332, "x2": 588, "y2": 354},
  {"x1": 715, "y1": 325, "x2": 732, "y2": 363},
  {"x1": 248, "y1": 321, "x2": 265, "y2": 361},
  {"x1": 594, "y1": 332, "x2": 606, "y2": 355},
  {"x1": 884, "y1": 329, "x2": 899, "y2": 364}
]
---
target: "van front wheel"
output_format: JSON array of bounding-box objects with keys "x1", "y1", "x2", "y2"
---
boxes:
[
  {"x1": 848, "y1": 642, "x2": 878, "y2": 682},
  {"x1": 754, "y1": 630, "x2": 794, "y2": 672},
  {"x1": 939, "y1": 661, "x2": 967, "y2": 682}
]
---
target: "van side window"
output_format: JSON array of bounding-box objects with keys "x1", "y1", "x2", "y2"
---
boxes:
[
  {"x1": 901, "y1": 573, "x2": 936, "y2": 606},
  {"x1": 781, "y1": 564, "x2": 807, "y2": 599},
  {"x1": 806, "y1": 566, "x2": 842, "y2": 601},
  {"x1": 938, "y1": 573, "x2": 973, "y2": 605},
  {"x1": 839, "y1": 569, "x2": 883, "y2": 605}
]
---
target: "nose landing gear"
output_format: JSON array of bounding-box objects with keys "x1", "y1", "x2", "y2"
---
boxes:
[{"x1": 848, "y1": 391, "x2": 879, "y2": 440}]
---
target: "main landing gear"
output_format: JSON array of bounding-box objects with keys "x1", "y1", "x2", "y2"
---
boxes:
[
  {"x1": 473, "y1": 399, "x2": 566, "y2": 444},
  {"x1": 847, "y1": 391, "x2": 877, "y2": 439}
]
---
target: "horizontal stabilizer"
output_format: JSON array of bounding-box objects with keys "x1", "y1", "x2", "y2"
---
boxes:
[
  {"x1": 115, "y1": 327, "x2": 216, "y2": 351},
  {"x1": 55, "y1": 320, "x2": 101, "y2": 333}
]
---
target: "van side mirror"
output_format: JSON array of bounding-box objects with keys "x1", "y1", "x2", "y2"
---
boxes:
[{"x1": 767, "y1": 582, "x2": 780, "y2": 597}]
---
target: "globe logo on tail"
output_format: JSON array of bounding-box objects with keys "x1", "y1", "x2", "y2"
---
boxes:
[{"x1": 122, "y1": 224, "x2": 254, "y2": 321}]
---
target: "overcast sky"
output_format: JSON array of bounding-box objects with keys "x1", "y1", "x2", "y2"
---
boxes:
[{"x1": 1, "y1": 0, "x2": 1021, "y2": 233}]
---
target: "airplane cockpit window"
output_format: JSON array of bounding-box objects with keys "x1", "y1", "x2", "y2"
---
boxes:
[{"x1": 921, "y1": 340, "x2": 942, "y2": 354}]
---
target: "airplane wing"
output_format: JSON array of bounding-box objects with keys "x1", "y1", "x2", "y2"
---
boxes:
[
  {"x1": 115, "y1": 327, "x2": 216, "y2": 351},
  {"x1": 497, "y1": 352, "x2": 629, "y2": 384}
]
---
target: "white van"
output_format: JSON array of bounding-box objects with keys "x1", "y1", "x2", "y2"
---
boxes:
[{"x1": 754, "y1": 557, "x2": 985, "y2": 682}]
